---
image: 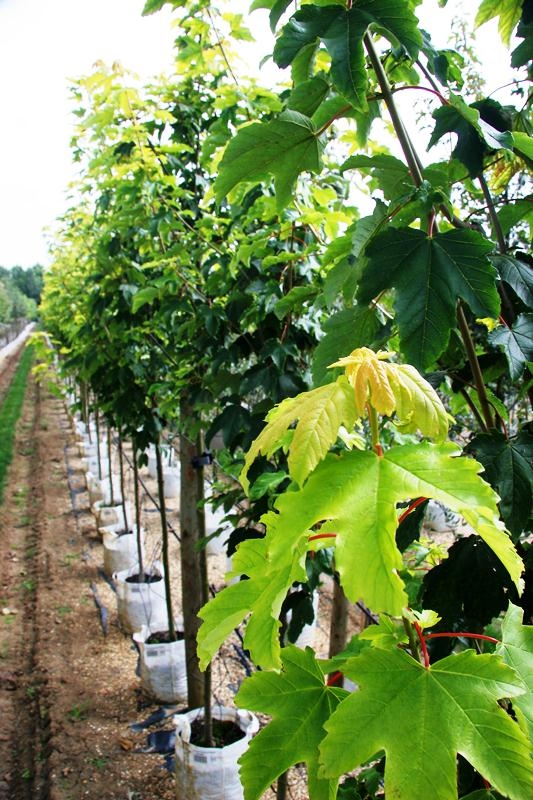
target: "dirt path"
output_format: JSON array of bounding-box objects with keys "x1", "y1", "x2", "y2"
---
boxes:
[
  {"x1": 0, "y1": 365, "x2": 178, "y2": 800},
  {"x1": 0, "y1": 354, "x2": 348, "y2": 800}
]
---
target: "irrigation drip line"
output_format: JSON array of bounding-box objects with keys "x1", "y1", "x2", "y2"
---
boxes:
[
  {"x1": 90, "y1": 581, "x2": 109, "y2": 635},
  {"x1": 356, "y1": 600, "x2": 379, "y2": 626}
]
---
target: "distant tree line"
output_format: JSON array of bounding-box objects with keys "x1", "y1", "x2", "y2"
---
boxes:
[{"x1": 0, "y1": 265, "x2": 43, "y2": 325}]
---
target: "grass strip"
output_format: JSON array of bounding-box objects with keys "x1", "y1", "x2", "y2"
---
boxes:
[{"x1": 0, "y1": 345, "x2": 34, "y2": 503}]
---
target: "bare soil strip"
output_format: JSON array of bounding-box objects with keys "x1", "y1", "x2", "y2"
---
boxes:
[
  {"x1": 0, "y1": 358, "x2": 189, "y2": 799},
  {"x1": 0, "y1": 359, "x2": 50, "y2": 799},
  {"x1": 0, "y1": 361, "x2": 336, "y2": 800}
]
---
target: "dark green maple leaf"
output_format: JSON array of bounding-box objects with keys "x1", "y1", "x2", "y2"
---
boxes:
[
  {"x1": 214, "y1": 110, "x2": 324, "y2": 210},
  {"x1": 236, "y1": 646, "x2": 346, "y2": 800},
  {"x1": 357, "y1": 227, "x2": 499, "y2": 370},
  {"x1": 493, "y1": 254, "x2": 533, "y2": 309},
  {"x1": 320, "y1": 647, "x2": 533, "y2": 800},
  {"x1": 466, "y1": 431, "x2": 533, "y2": 537},
  {"x1": 429, "y1": 96, "x2": 513, "y2": 178},
  {"x1": 273, "y1": 0, "x2": 422, "y2": 110},
  {"x1": 489, "y1": 314, "x2": 533, "y2": 379}
]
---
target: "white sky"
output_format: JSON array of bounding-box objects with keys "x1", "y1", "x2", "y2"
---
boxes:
[{"x1": 0, "y1": 0, "x2": 515, "y2": 268}]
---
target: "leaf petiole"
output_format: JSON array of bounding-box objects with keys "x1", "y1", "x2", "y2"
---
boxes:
[
  {"x1": 413, "y1": 620, "x2": 431, "y2": 668},
  {"x1": 366, "y1": 402, "x2": 382, "y2": 456},
  {"x1": 425, "y1": 632, "x2": 499, "y2": 644}
]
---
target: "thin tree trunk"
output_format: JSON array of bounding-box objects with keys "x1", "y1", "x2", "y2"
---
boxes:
[
  {"x1": 276, "y1": 771, "x2": 288, "y2": 800},
  {"x1": 132, "y1": 451, "x2": 144, "y2": 581},
  {"x1": 155, "y1": 441, "x2": 176, "y2": 641},
  {"x1": 328, "y1": 576, "x2": 349, "y2": 688},
  {"x1": 179, "y1": 398, "x2": 207, "y2": 710},
  {"x1": 107, "y1": 426, "x2": 115, "y2": 506},
  {"x1": 80, "y1": 381, "x2": 89, "y2": 435},
  {"x1": 117, "y1": 436, "x2": 128, "y2": 531},
  {"x1": 95, "y1": 410, "x2": 102, "y2": 480}
]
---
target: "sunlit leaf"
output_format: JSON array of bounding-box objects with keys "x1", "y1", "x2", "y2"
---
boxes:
[
  {"x1": 497, "y1": 602, "x2": 533, "y2": 742},
  {"x1": 240, "y1": 376, "x2": 357, "y2": 491},
  {"x1": 321, "y1": 647, "x2": 533, "y2": 800},
  {"x1": 331, "y1": 348, "x2": 449, "y2": 439},
  {"x1": 214, "y1": 111, "x2": 324, "y2": 210},
  {"x1": 236, "y1": 647, "x2": 345, "y2": 800},
  {"x1": 476, "y1": 0, "x2": 523, "y2": 46}
]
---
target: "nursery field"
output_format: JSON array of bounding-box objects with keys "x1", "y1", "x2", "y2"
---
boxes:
[
  {"x1": 3, "y1": 2, "x2": 533, "y2": 797},
  {"x1": 0, "y1": 352, "x2": 358, "y2": 800}
]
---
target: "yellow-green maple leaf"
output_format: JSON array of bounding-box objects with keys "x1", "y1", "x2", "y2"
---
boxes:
[
  {"x1": 331, "y1": 348, "x2": 449, "y2": 439},
  {"x1": 240, "y1": 348, "x2": 448, "y2": 493},
  {"x1": 240, "y1": 376, "x2": 356, "y2": 492}
]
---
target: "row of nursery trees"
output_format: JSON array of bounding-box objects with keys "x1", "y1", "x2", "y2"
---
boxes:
[{"x1": 41, "y1": 0, "x2": 533, "y2": 798}]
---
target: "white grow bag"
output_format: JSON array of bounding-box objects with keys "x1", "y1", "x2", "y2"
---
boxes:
[
  {"x1": 163, "y1": 466, "x2": 181, "y2": 499},
  {"x1": 205, "y1": 504, "x2": 232, "y2": 556},
  {"x1": 102, "y1": 528, "x2": 144, "y2": 577},
  {"x1": 133, "y1": 620, "x2": 187, "y2": 704},
  {"x1": 114, "y1": 561, "x2": 168, "y2": 634},
  {"x1": 100, "y1": 474, "x2": 123, "y2": 507},
  {"x1": 86, "y1": 471, "x2": 103, "y2": 505},
  {"x1": 94, "y1": 501, "x2": 132, "y2": 531},
  {"x1": 85, "y1": 455, "x2": 111, "y2": 479},
  {"x1": 174, "y1": 706, "x2": 259, "y2": 800},
  {"x1": 147, "y1": 444, "x2": 176, "y2": 480}
]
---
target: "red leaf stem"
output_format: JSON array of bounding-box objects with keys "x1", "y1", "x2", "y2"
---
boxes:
[
  {"x1": 308, "y1": 532, "x2": 337, "y2": 542},
  {"x1": 413, "y1": 621, "x2": 430, "y2": 669},
  {"x1": 397, "y1": 496, "x2": 427, "y2": 525},
  {"x1": 425, "y1": 632, "x2": 499, "y2": 644},
  {"x1": 392, "y1": 84, "x2": 449, "y2": 105},
  {"x1": 327, "y1": 671, "x2": 344, "y2": 686}
]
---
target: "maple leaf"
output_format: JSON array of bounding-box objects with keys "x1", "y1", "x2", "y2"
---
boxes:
[
  {"x1": 428, "y1": 96, "x2": 514, "y2": 178},
  {"x1": 265, "y1": 442, "x2": 522, "y2": 617},
  {"x1": 331, "y1": 347, "x2": 449, "y2": 439},
  {"x1": 496, "y1": 602, "x2": 533, "y2": 743},
  {"x1": 235, "y1": 646, "x2": 346, "y2": 800},
  {"x1": 197, "y1": 534, "x2": 308, "y2": 670},
  {"x1": 241, "y1": 349, "x2": 448, "y2": 492},
  {"x1": 476, "y1": 0, "x2": 523, "y2": 46},
  {"x1": 493, "y1": 254, "x2": 533, "y2": 309},
  {"x1": 320, "y1": 647, "x2": 533, "y2": 800},
  {"x1": 240, "y1": 376, "x2": 357, "y2": 492},
  {"x1": 199, "y1": 442, "x2": 523, "y2": 671},
  {"x1": 357, "y1": 227, "x2": 499, "y2": 369},
  {"x1": 466, "y1": 431, "x2": 533, "y2": 537},
  {"x1": 489, "y1": 314, "x2": 533, "y2": 380},
  {"x1": 214, "y1": 110, "x2": 323, "y2": 210},
  {"x1": 273, "y1": 0, "x2": 422, "y2": 110}
]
